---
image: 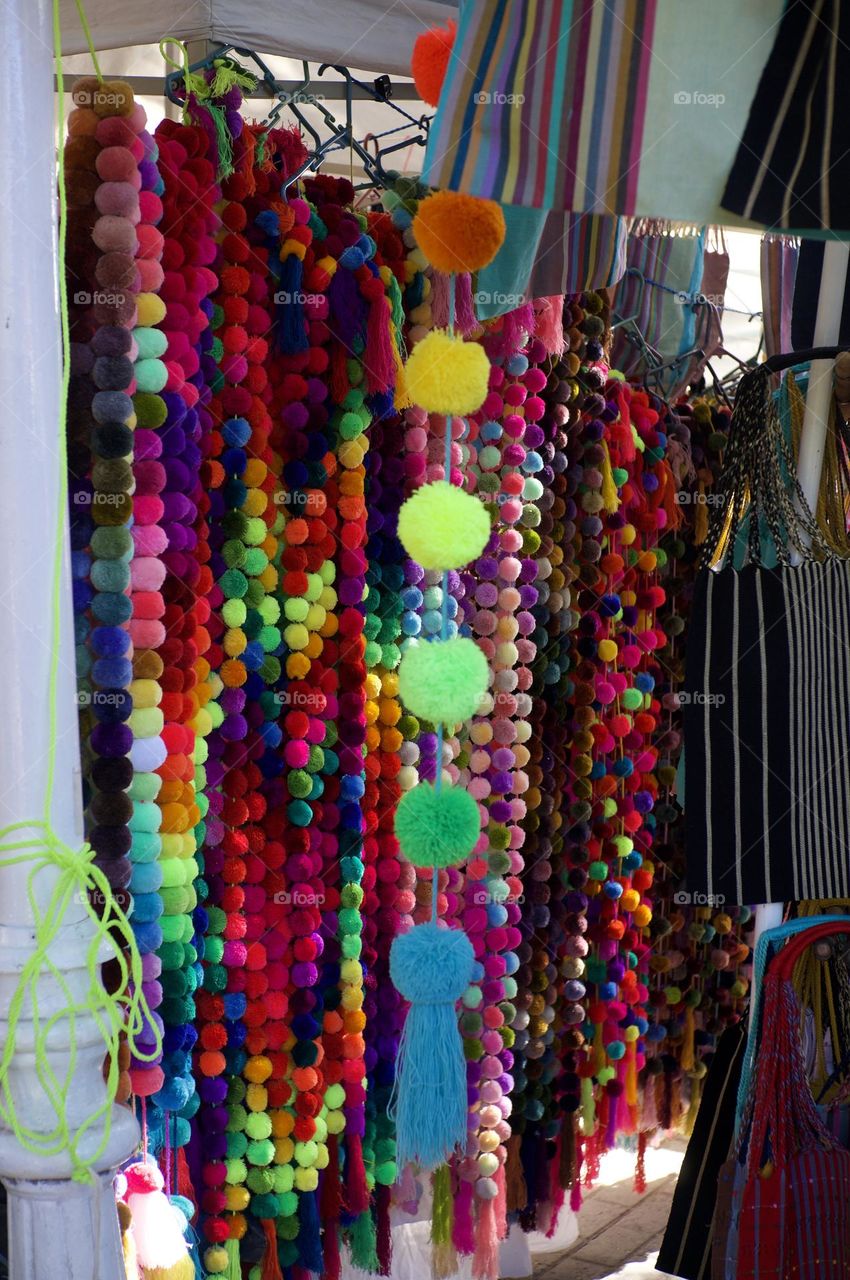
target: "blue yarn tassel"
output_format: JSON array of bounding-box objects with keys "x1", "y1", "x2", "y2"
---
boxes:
[
  {"x1": 278, "y1": 254, "x2": 309, "y2": 354},
  {"x1": 389, "y1": 922, "x2": 475, "y2": 1170},
  {"x1": 296, "y1": 1188, "x2": 324, "y2": 1274}
]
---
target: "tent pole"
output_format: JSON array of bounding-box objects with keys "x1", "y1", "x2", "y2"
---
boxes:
[
  {"x1": 750, "y1": 238, "x2": 850, "y2": 1007},
  {"x1": 0, "y1": 1, "x2": 138, "y2": 1276}
]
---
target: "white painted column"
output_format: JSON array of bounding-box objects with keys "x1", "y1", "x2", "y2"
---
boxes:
[{"x1": 0, "y1": 2, "x2": 138, "y2": 1277}]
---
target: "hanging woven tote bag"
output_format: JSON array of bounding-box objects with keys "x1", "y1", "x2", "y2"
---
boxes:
[
  {"x1": 682, "y1": 363, "x2": 850, "y2": 904},
  {"x1": 716, "y1": 921, "x2": 850, "y2": 1279}
]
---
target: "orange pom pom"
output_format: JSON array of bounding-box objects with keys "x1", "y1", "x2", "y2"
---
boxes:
[
  {"x1": 411, "y1": 18, "x2": 456, "y2": 107},
  {"x1": 413, "y1": 191, "x2": 506, "y2": 274}
]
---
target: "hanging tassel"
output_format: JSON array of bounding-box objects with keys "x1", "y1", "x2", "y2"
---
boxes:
[
  {"x1": 330, "y1": 341, "x2": 351, "y2": 404},
  {"x1": 124, "y1": 1163, "x2": 194, "y2": 1280},
  {"x1": 604, "y1": 1089, "x2": 619, "y2": 1150},
  {"x1": 452, "y1": 1177, "x2": 475, "y2": 1255},
  {"x1": 118, "y1": 1201, "x2": 141, "y2": 1280},
  {"x1": 569, "y1": 1134, "x2": 584, "y2": 1211},
  {"x1": 209, "y1": 59, "x2": 258, "y2": 98},
  {"x1": 580, "y1": 1073, "x2": 595, "y2": 1135},
  {"x1": 345, "y1": 1131, "x2": 370, "y2": 1215},
  {"x1": 278, "y1": 253, "x2": 309, "y2": 354},
  {"x1": 261, "y1": 1219, "x2": 283, "y2": 1280},
  {"x1": 545, "y1": 1184, "x2": 565, "y2": 1240},
  {"x1": 296, "y1": 1190, "x2": 324, "y2": 1276},
  {"x1": 239, "y1": 125, "x2": 257, "y2": 196},
  {"x1": 558, "y1": 1118, "x2": 576, "y2": 1190},
  {"x1": 322, "y1": 1137, "x2": 343, "y2": 1280},
  {"x1": 364, "y1": 287, "x2": 397, "y2": 395},
  {"x1": 681, "y1": 1006, "x2": 695, "y2": 1071},
  {"x1": 641, "y1": 1069, "x2": 659, "y2": 1132},
  {"x1": 349, "y1": 1210, "x2": 379, "y2": 1274},
  {"x1": 389, "y1": 922, "x2": 474, "y2": 1169},
  {"x1": 684, "y1": 1071, "x2": 703, "y2": 1137},
  {"x1": 375, "y1": 1184, "x2": 392, "y2": 1277},
  {"x1": 176, "y1": 1147, "x2": 195, "y2": 1213},
  {"x1": 534, "y1": 296, "x2": 566, "y2": 356},
  {"x1": 429, "y1": 271, "x2": 451, "y2": 328},
  {"x1": 591, "y1": 1023, "x2": 606, "y2": 1075},
  {"x1": 223, "y1": 1237, "x2": 241, "y2": 1280},
  {"x1": 454, "y1": 273, "x2": 477, "y2": 334},
  {"x1": 600, "y1": 439, "x2": 621, "y2": 512},
  {"x1": 584, "y1": 1128, "x2": 601, "y2": 1187},
  {"x1": 494, "y1": 1164, "x2": 507, "y2": 1241},
  {"x1": 505, "y1": 1133, "x2": 527, "y2": 1212},
  {"x1": 471, "y1": 1198, "x2": 499, "y2": 1280},
  {"x1": 625, "y1": 1040, "x2": 638, "y2": 1108},
  {"x1": 431, "y1": 1165, "x2": 458, "y2": 1279},
  {"x1": 634, "y1": 1131, "x2": 648, "y2": 1194},
  {"x1": 694, "y1": 479, "x2": 709, "y2": 545},
  {"x1": 204, "y1": 100, "x2": 235, "y2": 179},
  {"x1": 323, "y1": 1217, "x2": 341, "y2": 1280}
]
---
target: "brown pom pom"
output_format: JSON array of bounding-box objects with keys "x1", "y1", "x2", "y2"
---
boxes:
[
  {"x1": 65, "y1": 169, "x2": 100, "y2": 209},
  {"x1": 64, "y1": 137, "x2": 100, "y2": 172},
  {"x1": 92, "y1": 80, "x2": 135, "y2": 118},
  {"x1": 133, "y1": 650, "x2": 165, "y2": 680},
  {"x1": 71, "y1": 76, "x2": 100, "y2": 108},
  {"x1": 95, "y1": 251, "x2": 137, "y2": 290},
  {"x1": 67, "y1": 106, "x2": 99, "y2": 137}
]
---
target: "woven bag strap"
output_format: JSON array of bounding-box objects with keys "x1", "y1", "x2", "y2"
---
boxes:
[{"x1": 700, "y1": 363, "x2": 833, "y2": 568}]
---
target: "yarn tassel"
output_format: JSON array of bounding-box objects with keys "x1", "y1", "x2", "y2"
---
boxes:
[
  {"x1": 684, "y1": 1072, "x2": 703, "y2": 1137},
  {"x1": 681, "y1": 1005, "x2": 695, "y2": 1071},
  {"x1": 494, "y1": 1164, "x2": 507, "y2": 1240},
  {"x1": 345, "y1": 1132, "x2": 370, "y2": 1215},
  {"x1": 278, "y1": 254, "x2": 309, "y2": 354},
  {"x1": 330, "y1": 341, "x2": 351, "y2": 403},
  {"x1": 389, "y1": 923, "x2": 474, "y2": 1170},
  {"x1": 634, "y1": 1131, "x2": 648, "y2": 1194},
  {"x1": 349, "y1": 1211, "x2": 379, "y2": 1274},
  {"x1": 694, "y1": 480, "x2": 709, "y2": 545},
  {"x1": 323, "y1": 1217, "x2": 341, "y2": 1280},
  {"x1": 600, "y1": 439, "x2": 621, "y2": 512},
  {"x1": 322, "y1": 1134, "x2": 343, "y2": 1222},
  {"x1": 430, "y1": 271, "x2": 450, "y2": 329},
  {"x1": 558, "y1": 1117, "x2": 576, "y2": 1190},
  {"x1": 376, "y1": 1184, "x2": 392, "y2": 1277},
  {"x1": 505, "y1": 1133, "x2": 527, "y2": 1212},
  {"x1": 604, "y1": 1089, "x2": 619, "y2": 1150},
  {"x1": 591, "y1": 1022, "x2": 606, "y2": 1074},
  {"x1": 545, "y1": 1184, "x2": 565, "y2": 1240},
  {"x1": 223, "y1": 1237, "x2": 241, "y2": 1280},
  {"x1": 584, "y1": 1128, "x2": 601, "y2": 1187},
  {"x1": 431, "y1": 1165, "x2": 457, "y2": 1279},
  {"x1": 454, "y1": 273, "x2": 477, "y2": 334},
  {"x1": 295, "y1": 1190, "x2": 323, "y2": 1276},
  {"x1": 534, "y1": 296, "x2": 566, "y2": 356},
  {"x1": 452, "y1": 1177, "x2": 475, "y2": 1255},
  {"x1": 365, "y1": 292, "x2": 396, "y2": 395},
  {"x1": 641, "y1": 1070, "x2": 659, "y2": 1132},
  {"x1": 471, "y1": 1198, "x2": 499, "y2": 1280},
  {"x1": 625, "y1": 1040, "x2": 638, "y2": 1107},
  {"x1": 569, "y1": 1135, "x2": 584, "y2": 1211},
  {"x1": 580, "y1": 1073, "x2": 595, "y2": 1134},
  {"x1": 176, "y1": 1147, "x2": 195, "y2": 1213},
  {"x1": 261, "y1": 1219, "x2": 283, "y2": 1280}
]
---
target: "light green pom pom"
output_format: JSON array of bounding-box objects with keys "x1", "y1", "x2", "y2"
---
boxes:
[
  {"x1": 398, "y1": 637, "x2": 488, "y2": 726},
  {"x1": 397, "y1": 480, "x2": 490, "y2": 572},
  {"x1": 395, "y1": 781, "x2": 480, "y2": 867}
]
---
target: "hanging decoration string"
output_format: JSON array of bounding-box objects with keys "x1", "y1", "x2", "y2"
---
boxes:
[{"x1": 0, "y1": 0, "x2": 162, "y2": 1185}]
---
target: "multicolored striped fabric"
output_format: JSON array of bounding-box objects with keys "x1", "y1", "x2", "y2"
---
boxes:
[
  {"x1": 609, "y1": 223, "x2": 706, "y2": 393},
  {"x1": 423, "y1": 0, "x2": 785, "y2": 221},
  {"x1": 475, "y1": 208, "x2": 628, "y2": 320},
  {"x1": 760, "y1": 235, "x2": 799, "y2": 360}
]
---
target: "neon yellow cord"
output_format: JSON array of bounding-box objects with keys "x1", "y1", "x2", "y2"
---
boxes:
[{"x1": 0, "y1": 0, "x2": 161, "y2": 1184}]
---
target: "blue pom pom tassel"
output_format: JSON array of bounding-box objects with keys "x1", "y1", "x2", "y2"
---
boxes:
[{"x1": 389, "y1": 922, "x2": 474, "y2": 1169}]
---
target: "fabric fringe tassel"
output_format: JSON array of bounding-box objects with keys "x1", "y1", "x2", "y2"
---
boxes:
[
  {"x1": 452, "y1": 1177, "x2": 475, "y2": 1255},
  {"x1": 471, "y1": 1197, "x2": 499, "y2": 1280}
]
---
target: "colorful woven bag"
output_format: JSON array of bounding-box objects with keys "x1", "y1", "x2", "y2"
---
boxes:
[{"x1": 717, "y1": 922, "x2": 850, "y2": 1279}]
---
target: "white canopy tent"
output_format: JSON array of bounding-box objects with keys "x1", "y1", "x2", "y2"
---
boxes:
[{"x1": 58, "y1": 0, "x2": 458, "y2": 74}]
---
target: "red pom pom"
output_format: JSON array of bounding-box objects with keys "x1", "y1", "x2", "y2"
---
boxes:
[{"x1": 411, "y1": 19, "x2": 457, "y2": 107}]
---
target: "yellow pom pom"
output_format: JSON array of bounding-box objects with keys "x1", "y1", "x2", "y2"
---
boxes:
[
  {"x1": 136, "y1": 293, "x2": 166, "y2": 327},
  {"x1": 597, "y1": 638, "x2": 618, "y2": 663},
  {"x1": 397, "y1": 480, "x2": 491, "y2": 570},
  {"x1": 413, "y1": 191, "x2": 506, "y2": 273},
  {"x1": 404, "y1": 331, "x2": 490, "y2": 416}
]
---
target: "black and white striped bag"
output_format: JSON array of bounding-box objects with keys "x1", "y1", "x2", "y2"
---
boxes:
[{"x1": 683, "y1": 365, "x2": 850, "y2": 904}]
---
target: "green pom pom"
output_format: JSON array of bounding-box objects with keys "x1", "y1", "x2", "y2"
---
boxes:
[
  {"x1": 246, "y1": 1112, "x2": 272, "y2": 1140},
  {"x1": 397, "y1": 480, "x2": 491, "y2": 572},
  {"x1": 394, "y1": 781, "x2": 480, "y2": 867},
  {"x1": 621, "y1": 687, "x2": 643, "y2": 711},
  {"x1": 398, "y1": 637, "x2": 488, "y2": 726},
  {"x1": 247, "y1": 1138, "x2": 275, "y2": 1165},
  {"x1": 133, "y1": 392, "x2": 167, "y2": 429},
  {"x1": 588, "y1": 860, "x2": 608, "y2": 881}
]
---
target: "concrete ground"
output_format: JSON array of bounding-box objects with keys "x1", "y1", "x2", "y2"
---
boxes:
[{"x1": 533, "y1": 1140, "x2": 685, "y2": 1280}]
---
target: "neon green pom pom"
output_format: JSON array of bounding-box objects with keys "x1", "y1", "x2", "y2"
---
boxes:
[
  {"x1": 397, "y1": 480, "x2": 491, "y2": 572},
  {"x1": 404, "y1": 330, "x2": 490, "y2": 416},
  {"x1": 398, "y1": 637, "x2": 488, "y2": 726},
  {"x1": 395, "y1": 781, "x2": 480, "y2": 867},
  {"x1": 621, "y1": 687, "x2": 643, "y2": 711}
]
